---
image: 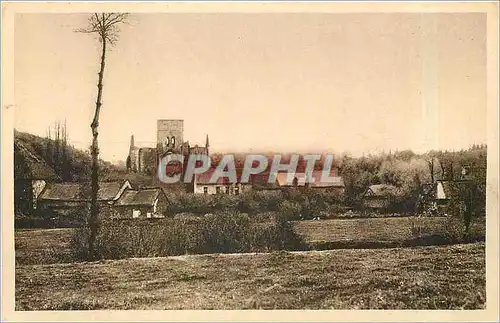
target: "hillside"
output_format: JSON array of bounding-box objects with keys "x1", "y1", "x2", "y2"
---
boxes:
[{"x1": 14, "y1": 130, "x2": 154, "y2": 186}]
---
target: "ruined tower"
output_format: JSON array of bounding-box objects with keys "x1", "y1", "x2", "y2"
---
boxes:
[{"x1": 157, "y1": 119, "x2": 184, "y2": 154}]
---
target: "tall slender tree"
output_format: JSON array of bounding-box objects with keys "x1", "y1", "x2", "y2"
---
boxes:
[{"x1": 77, "y1": 13, "x2": 128, "y2": 260}]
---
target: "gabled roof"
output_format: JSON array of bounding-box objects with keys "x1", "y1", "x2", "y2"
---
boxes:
[
  {"x1": 364, "y1": 184, "x2": 402, "y2": 198},
  {"x1": 195, "y1": 167, "x2": 249, "y2": 185},
  {"x1": 39, "y1": 180, "x2": 130, "y2": 201},
  {"x1": 39, "y1": 183, "x2": 82, "y2": 201},
  {"x1": 276, "y1": 171, "x2": 344, "y2": 188},
  {"x1": 114, "y1": 188, "x2": 164, "y2": 207},
  {"x1": 250, "y1": 173, "x2": 280, "y2": 190},
  {"x1": 195, "y1": 168, "x2": 232, "y2": 185}
]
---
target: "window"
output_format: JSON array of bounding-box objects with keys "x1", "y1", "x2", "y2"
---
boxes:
[
  {"x1": 171, "y1": 136, "x2": 175, "y2": 146},
  {"x1": 225, "y1": 186, "x2": 230, "y2": 195},
  {"x1": 235, "y1": 187, "x2": 240, "y2": 195},
  {"x1": 146, "y1": 212, "x2": 152, "y2": 218},
  {"x1": 216, "y1": 186, "x2": 221, "y2": 194},
  {"x1": 203, "y1": 186, "x2": 208, "y2": 194},
  {"x1": 132, "y1": 209, "x2": 140, "y2": 218},
  {"x1": 165, "y1": 137, "x2": 170, "y2": 146}
]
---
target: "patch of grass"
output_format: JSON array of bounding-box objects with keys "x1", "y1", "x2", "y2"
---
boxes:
[
  {"x1": 15, "y1": 216, "x2": 485, "y2": 265},
  {"x1": 295, "y1": 216, "x2": 485, "y2": 245},
  {"x1": 15, "y1": 242, "x2": 485, "y2": 310},
  {"x1": 15, "y1": 228, "x2": 76, "y2": 265}
]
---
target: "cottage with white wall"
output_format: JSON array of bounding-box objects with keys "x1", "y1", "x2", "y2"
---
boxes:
[
  {"x1": 193, "y1": 168, "x2": 250, "y2": 195},
  {"x1": 112, "y1": 187, "x2": 169, "y2": 218}
]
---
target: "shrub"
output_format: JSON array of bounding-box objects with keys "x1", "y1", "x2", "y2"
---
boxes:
[
  {"x1": 169, "y1": 194, "x2": 214, "y2": 215},
  {"x1": 277, "y1": 200, "x2": 302, "y2": 220},
  {"x1": 254, "y1": 190, "x2": 283, "y2": 212},
  {"x1": 70, "y1": 211, "x2": 305, "y2": 261},
  {"x1": 443, "y1": 216, "x2": 466, "y2": 243},
  {"x1": 271, "y1": 213, "x2": 305, "y2": 250},
  {"x1": 408, "y1": 215, "x2": 467, "y2": 244},
  {"x1": 162, "y1": 189, "x2": 344, "y2": 220},
  {"x1": 237, "y1": 197, "x2": 260, "y2": 215}
]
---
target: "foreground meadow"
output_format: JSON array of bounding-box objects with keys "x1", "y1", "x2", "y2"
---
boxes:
[
  {"x1": 16, "y1": 242, "x2": 485, "y2": 310},
  {"x1": 15, "y1": 216, "x2": 485, "y2": 265}
]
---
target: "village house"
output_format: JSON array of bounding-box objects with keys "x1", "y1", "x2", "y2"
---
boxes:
[
  {"x1": 112, "y1": 187, "x2": 169, "y2": 218},
  {"x1": 37, "y1": 180, "x2": 132, "y2": 215},
  {"x1": 192, "y1": 168, "x2": 250, "y2": 195},
  {"x1": 420, "y1": 179, "x2": 474, "y2": 212},
  {"x1": 37, "y1": 180, "x2": 171, "y2": 219},
  {"x1": 276, "y1": 170, "x2": 345, "y2": 193},
  {"x1": 14, "y1": 140, "x2": 60, "y2": 215},
  {"x1": 362, "y1": 184, "x2": 403, "y2": 211}
]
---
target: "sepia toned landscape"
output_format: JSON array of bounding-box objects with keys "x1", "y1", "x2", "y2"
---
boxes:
[{"x1": 9, "y1": 8, "x2": 493, "y2": 313}]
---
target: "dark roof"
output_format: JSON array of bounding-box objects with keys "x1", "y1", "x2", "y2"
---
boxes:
[
  {"x1": 250, "y1": 173, "x2": 280, "y2": 190},
  {"x1": 114, "y1": 188, "x2": 164, "y2": 207},
  {"x1": 276, "y1": 171, "x2": 344, "y2": 188},
  {"x1": 14, "y1": 141, "x2": 59, "y2": 181},
  {"x1": 194, "y1": 168, "x2": 345, "y2": 188},
  {"x1": 364, "y1": 184, "x2": 402, "y2": 198},
  {"x1": 195, "y1": 167, "x2": 260, "y2": 185},
  {"x1": 39, "y1": 181, "x2": 127, "y2": 201},
  {"x1": 195, "y1": 168, "x2": 232, "y2": 184},
  {"x1": 39, "y1": 183, "x2": 81, "y2": 201}
]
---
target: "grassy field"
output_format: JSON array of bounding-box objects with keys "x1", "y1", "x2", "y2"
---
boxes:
[
  {"x1": 295, "y1": 217, "x2": 447, "y2": 242},
  {"x1": 296, "y1": 216, "x2": 485, "y2": 248},
  {"x1": 15, "y1": 216, "x2": 485, "y2": 265},
  {"x1": 15, "y1": 228, "x2": 75, "y2": 265},
  {"x1": 15, "y1": 242, "x2": 485, "y2": 310}
]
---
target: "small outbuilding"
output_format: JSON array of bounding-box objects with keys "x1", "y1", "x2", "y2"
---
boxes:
[
  {"x1": 362, "y1": 184, "x2": 402, "y2": 211},
  {"x1": 14, "y1": 140, "x2": 60, "y2": 214},
  {"x1": 113, "y1": 187, "x2": 169, "y2": 218}
]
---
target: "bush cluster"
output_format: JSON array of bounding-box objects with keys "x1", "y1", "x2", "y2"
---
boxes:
[
  {"x1": 70, "y1": 211, "x2": 305, "y2": 260},
  {"x1": 166, "y1": 188, "x2": 345, "y2": 221}
]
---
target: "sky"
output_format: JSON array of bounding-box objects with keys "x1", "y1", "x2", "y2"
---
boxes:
[{"x1": 14, "y1": 13, "x2": 487, "y2": 162}]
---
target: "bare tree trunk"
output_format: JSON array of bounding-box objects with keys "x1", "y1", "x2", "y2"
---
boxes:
[
  {"x1": 427, "y1": 159, "x2": 434, "y2": 183},
  {"x1": 439, "y1": 159, "x2": 448, "y2": 180},
  {"x1": 88, "y1": 37, "x2": 106, "y2": 261}
]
